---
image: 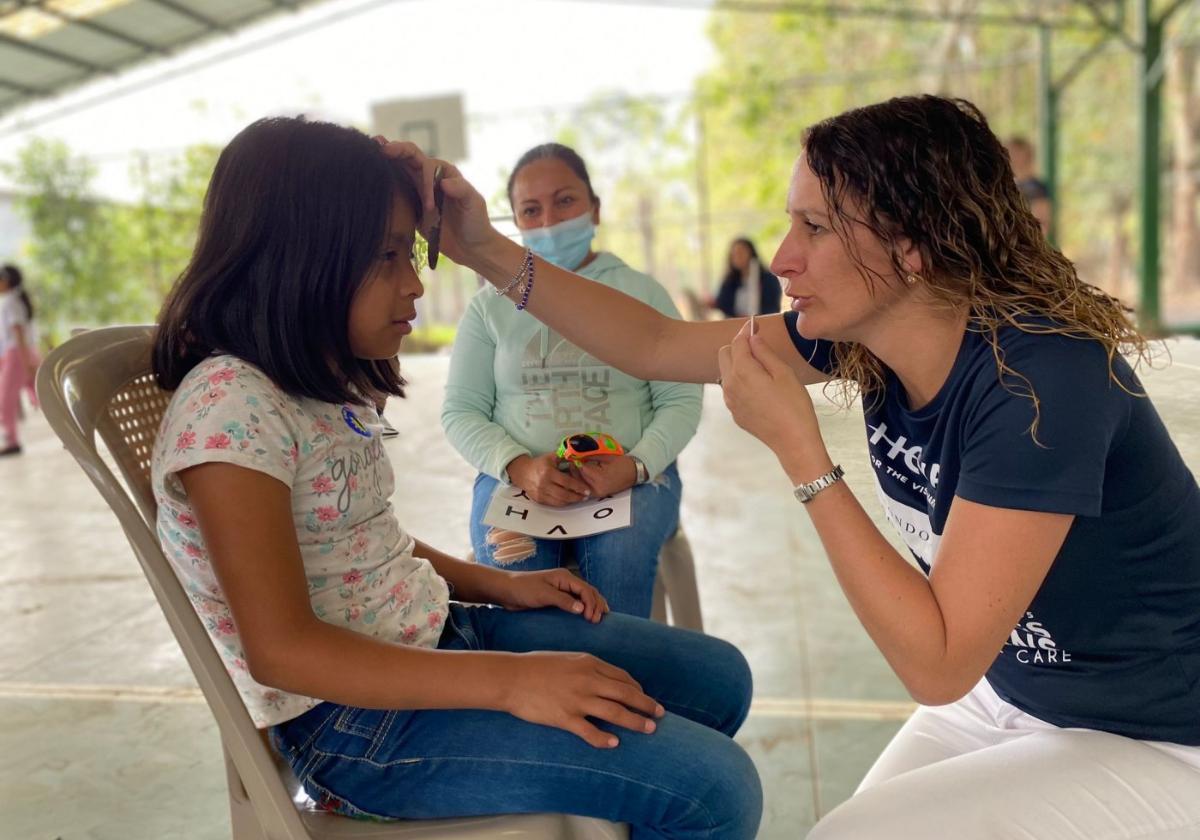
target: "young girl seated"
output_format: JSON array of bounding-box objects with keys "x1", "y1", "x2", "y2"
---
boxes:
[{"x1": 149, "y1": 116, "x2": 761, "y2": 839}]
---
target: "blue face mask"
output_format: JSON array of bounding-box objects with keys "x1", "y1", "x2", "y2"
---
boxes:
[{"x1": 520, "y1": 213, "x2": 596, "y2": 271}]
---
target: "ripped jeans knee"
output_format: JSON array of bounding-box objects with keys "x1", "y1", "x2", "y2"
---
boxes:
[{"x1": 484, "y1": 528, "x2": 537, "y2": 566}]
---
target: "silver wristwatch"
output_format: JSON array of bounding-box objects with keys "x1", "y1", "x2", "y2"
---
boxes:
[
  {"x1": 793, "y1": 464, "x2": 845, "y2": 503},
  {"x1": 630, "y1": 455, "x2": 649, "y2": 485}
]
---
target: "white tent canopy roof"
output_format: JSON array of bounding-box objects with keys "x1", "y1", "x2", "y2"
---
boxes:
[{"x1": 0, "y1": 0, "x2": 323, "y2": 117}]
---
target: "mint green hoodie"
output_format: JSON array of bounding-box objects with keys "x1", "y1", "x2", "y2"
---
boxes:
[{"x1": 441, "y1": 252, "x2": 702, "y2": 483}]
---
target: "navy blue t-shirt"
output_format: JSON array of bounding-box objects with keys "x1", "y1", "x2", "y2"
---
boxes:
[{"x1": 786, "y1": 311, "x2": 1200, "y2": 745}]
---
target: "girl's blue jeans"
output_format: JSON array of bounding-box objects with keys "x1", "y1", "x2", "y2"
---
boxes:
[
  {"x1": 270, "y1": 604, "x2": 762, "y2": 840},
  {"x1": 469, "y1": 464, "x2": 683, "y2": 618}
]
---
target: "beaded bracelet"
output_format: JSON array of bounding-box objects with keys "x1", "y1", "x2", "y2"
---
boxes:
[
  {"x1": 516, "y1": 258, "x2": 536, "y2": 311},
  {"x1": 494, "y1": 247, "x2": 534, "y2": 298}
]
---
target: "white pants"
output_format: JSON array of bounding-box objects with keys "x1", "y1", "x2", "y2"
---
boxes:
[{"x1": 807, "y1": 679, "x2": 1200, "y2": 840}]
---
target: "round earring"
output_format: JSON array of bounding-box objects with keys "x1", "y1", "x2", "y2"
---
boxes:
[{"x1": 905, "y1": 273, "x2": 920, "y2": 286}]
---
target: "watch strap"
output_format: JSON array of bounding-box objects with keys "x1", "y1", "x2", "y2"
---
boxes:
[
  {"x1": 793, "y1": 464, "x2": 845, "y2": 503},
  {"x1": 630, "y1": 455, "x2": 649, "y2": 485}
]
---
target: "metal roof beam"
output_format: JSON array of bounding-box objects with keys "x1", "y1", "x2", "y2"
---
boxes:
[
  {"x1": 1075, "y1": 0, "x2": 1140, "y2": 49},
  {"x1": 721, "y1": 1, "x2": 1103, "y2": 31},
  {"x1": 0, "y1": 74, "x2": 43, "y2": 94},
  {"x1": 139, "y1": 0, "x2": 228, "y2": 33},
  {"x1": 562, "y1": 0, "x2": 1111, "y2": 32},
  {"x1": 12, "y1": 0, "x2": 168, "y2": 55},
  {"x1": 0, "y1": 29, "x2": 110, "y2": 72}
]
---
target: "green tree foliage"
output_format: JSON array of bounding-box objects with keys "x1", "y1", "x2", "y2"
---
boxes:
[
  {"x1": 3, "y1": 139, "x2": 123, "y2": 338},
  {"x1": 119, "y1": 145, "x2": 220, "y2": 309},
  {"x1": 698, "y1": 5, "x2": 1034, "y2": 268},
  {"x1": 557, "y1": 93, "x2": 696, "y2": 296},
  {"x1": 485, "y1": 1, "x2": 1177, "y2": 314},
  {"x1": 693, "y1": 2, "x2": 1165, "y2": 301},
  {"x1": 485, "y1": 93, "x2": 702, "y2": 305},
  {"x1": 4, "y1": 139, "x2": 218, "y2": 343}
]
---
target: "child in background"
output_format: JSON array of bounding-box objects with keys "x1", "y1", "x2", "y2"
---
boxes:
[{"x1": 0, "y1": 264, "x2": 39, "y2": 456}]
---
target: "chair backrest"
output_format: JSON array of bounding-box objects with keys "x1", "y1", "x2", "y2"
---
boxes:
[{"x1": 36, "y1": 325, "x2": 314, "y2": 840}]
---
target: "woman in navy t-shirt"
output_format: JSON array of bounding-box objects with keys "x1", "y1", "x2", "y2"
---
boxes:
[{"x1": 388, "y1": 93, "x2": 1200, "y2": 839}]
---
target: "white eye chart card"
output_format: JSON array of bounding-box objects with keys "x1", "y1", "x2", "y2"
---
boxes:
[{"x1": 482, "y1": 486, "x2": 632, "y2": 540}]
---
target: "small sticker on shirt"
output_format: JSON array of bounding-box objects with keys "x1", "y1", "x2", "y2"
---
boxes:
[{"x1": 342, "y1": 406, "x2": 372, "y2": 438}]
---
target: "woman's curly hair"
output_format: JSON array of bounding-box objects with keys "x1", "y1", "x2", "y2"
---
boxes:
[{"x1": 802, "y1": 95, "x2": 1150, "y2": 435}]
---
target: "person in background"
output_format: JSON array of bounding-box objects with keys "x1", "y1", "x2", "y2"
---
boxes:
[
  {"x1": 1005, "y1": 136, "x2": 1052, "y2": 238},
  {"x1": 708, "y1": 237, "x2": 783, "y2": 318},
  {"x1": 441, "y1": 143, "x2": 702, "y2": 618},
  {"x1": 0, "y1": 264, "x2": 39, "y2": 457}
]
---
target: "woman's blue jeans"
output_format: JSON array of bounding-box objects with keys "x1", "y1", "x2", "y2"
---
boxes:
[
  {"x1": 270, "y1": 604, "x2": 762, "y2": 840},
  {"x1": 469, "y1": 464, "x2": 683, "y2": 618}
]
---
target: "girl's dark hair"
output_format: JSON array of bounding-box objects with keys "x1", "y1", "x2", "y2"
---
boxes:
[
  {"x1": 1, "y1": 264, "x2": 33, "y2": 321},
  {"x1": 506, "y1": 142, "x2": 599, "y2": 207},
  {"x1": 153, "y1": 116, "x2": 422, "y2": 405},
  {"x1": 801, "y1": 95, "x2": 1147, "y2": 428},
  {"x1": 723, "y1": 237, "x2": 760, "y2": 286}
]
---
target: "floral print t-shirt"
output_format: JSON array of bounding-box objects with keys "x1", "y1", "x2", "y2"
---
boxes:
[{"x1": 151, "y1": 355, "x2": 449, "y2": 728}]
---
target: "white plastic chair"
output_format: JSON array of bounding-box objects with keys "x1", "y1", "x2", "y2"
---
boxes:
[
  {"x1": 36, "y1": 325, "x2": 629, "y2": 840},
  {"x1": 651, "y1": 529, "x2": 703, "y2": 630}
]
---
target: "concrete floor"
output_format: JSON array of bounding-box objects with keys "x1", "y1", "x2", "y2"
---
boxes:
[{"x1": 2, "y1": 339, "x2": 1199, "y2": 840}]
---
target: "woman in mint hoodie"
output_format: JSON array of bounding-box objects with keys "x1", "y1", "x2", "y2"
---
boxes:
[{"x1": 442, "y1": 143, "x2": 702, "y2": 618}]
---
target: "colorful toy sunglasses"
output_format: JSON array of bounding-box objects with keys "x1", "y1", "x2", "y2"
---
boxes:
[{"x1": 556, "y1": 432, "x2": 624, "y2": 465}]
